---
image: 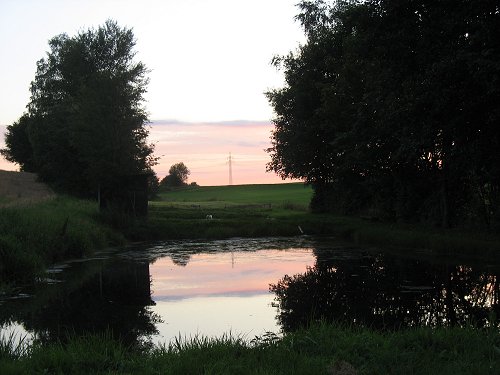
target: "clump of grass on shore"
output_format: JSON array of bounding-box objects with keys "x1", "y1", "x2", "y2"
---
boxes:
[
  {"x1": 0, "y1": 323, "x2": 498, "y2": 374},
  {"x1": 0, "y1": 196, "x2": 125, "y2": 285}
]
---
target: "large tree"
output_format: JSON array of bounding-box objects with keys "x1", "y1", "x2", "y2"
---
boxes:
[
  {"x1": 160, "y1": 162, "x2": 190, "y2": 188},
  {"x1": 267, "y1": 0, "x2": 500, "y2": 227},
  {"x1": 1, "y1": 20, "x2": 156, "y2": 196},
  {"x1": 1, "y1": 114, "x2": 36, "y2": 172}
]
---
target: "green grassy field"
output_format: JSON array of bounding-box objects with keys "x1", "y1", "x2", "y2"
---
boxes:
[
  {"x1": 140, "y1": 184, "x2": 500, "y2": 256},
  {"x1": 155, "y1": 183, "x2": 313, "y2": 209}
]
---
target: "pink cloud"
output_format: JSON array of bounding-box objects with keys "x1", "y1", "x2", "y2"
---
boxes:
[
  {"x1": 150, "y1": 120, "x2": 293, "y2": 186},
  {"x1": 1, "y1": 121, "x2": 297, "y2": 186},
  {"x1": 151, "y1": 249, "x2": 315, "y2": 299}
]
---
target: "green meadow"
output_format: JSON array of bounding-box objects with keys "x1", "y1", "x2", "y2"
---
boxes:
[
  {"x1": 141, "y1": 183, "x2": 500, "y2": 256},
  {"x1": 124, "y1": 183, "x2": 311, "y2": 240},
  {"x1": 154, "y1": 183, "x2": 313, "y2": 208}
]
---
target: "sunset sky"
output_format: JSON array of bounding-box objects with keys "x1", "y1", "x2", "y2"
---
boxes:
[
  {"x1": 148, "y1": 247, "x2": 315, "y2": 342},
  {"x1": 0, "y1": 0, "x2": 305, "y2": 185},
  {"x1": 150, "y1": 248, "x2": 314, "y2": 299},
  {"x1": 150, "y1": 120, "x2": 284, "y2": 185}
]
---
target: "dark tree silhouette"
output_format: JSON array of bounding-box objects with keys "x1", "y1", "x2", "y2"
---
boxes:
[
  {"x1": 1, "y1": 114, "x2": 36, "y2": 172},
  {"x1": 267, "y1": 0, "x2": 500, "y2": 227},
  {"x1": 271, "y1": 246, "x2": 500, "y2": 332},
  {"x1": 161, "y1": 162, "x2": 190, "y2": 187},
  {"x1": 1, "y1": 20, "x2": 156, "y2": 196}
]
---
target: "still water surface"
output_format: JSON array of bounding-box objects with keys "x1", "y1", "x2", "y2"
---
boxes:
[{"x1": 1, "y1": 236, "x2": 499, "y2": 347}]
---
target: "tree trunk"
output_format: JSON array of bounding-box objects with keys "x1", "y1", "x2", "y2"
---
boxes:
[{"x1": 440, "y1": 174, "x2": 450, "y2": 228}]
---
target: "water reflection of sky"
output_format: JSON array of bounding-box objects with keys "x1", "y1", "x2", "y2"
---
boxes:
[
  {"x1": 2, "y1": 237, "x2": 498, "y2": 349},
  {"x1": 149, "y1": 249, "x2": 315, "y2": 344}
]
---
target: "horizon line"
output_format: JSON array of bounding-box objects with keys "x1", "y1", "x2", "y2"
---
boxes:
[
  {"x1": 1, "y1": 119, "x2": 275, "y2": 128},
  {"x1": 150, "y1": 119, "x2": 273, "y2": 126}
]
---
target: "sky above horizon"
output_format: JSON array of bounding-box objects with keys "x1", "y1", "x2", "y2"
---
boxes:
[{"x1": 0, "y1": 0, "x2": 306, "y2": 185}]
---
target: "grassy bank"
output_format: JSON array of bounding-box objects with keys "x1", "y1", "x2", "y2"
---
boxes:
[
  {"x1": 135, "y1": 184, "x2": 500, "y2": 255},
  {"x1": 2, "y1": 182, "x2": 499, "y2": 289},
  {"x1": 1, "y1": 323, "x2": 498, "y2": 374},
  {"x1": 0, "y1": 196, "x2": 125, "y2": 288}
]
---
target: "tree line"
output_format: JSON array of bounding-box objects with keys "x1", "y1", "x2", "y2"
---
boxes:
[
  {"x1": 267, "y1": 0, "x2": 500, "y2": 228},
  {"x1": 1, "y1": 20, "x2": 157, "y2": 199},
  {"x1": 0, "y1": 19, "x2": 198, "y2": 202}
]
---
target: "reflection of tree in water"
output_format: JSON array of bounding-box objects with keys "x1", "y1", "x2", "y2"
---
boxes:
[
  {"x1": 170, "y1": 252, "x2": 191, "y2": 267},
  {"x1": 0, "y1": 260, "x2": 160, "y2": 348},
  {"x1": 271, "y1": 248, "x2": 500, "y2": 332}
]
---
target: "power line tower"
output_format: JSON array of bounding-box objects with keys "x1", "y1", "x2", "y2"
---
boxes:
[{"x1": 227, "y1": 152, "x2": 233, "y2": 185}]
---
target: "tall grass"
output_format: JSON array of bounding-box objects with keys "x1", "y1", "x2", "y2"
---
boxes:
[
  {"x1": 0, "y1": 331, "x2": 30, "y2": 360},
  {"x1": 1, "y1": 323, "x2": 498, "y2": 374},
  {"x1": 0, "y1": 196, "x2": 125, "y2": 284}
]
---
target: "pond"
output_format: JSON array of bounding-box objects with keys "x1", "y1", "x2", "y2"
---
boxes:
[{"x1": 1, "y1": 236, "x2": 499, "y2": 348}]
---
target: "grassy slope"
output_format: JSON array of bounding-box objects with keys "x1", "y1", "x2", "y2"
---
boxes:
[
  {"x1": 0, "y1": 197, "x2": 125, "y2": 286},
  {"x1": 0, "y1": 171, "x2": 126, "y2": 287},
  {"x1": 0, "y1": 170, "x2": 55, "y2": 207}
]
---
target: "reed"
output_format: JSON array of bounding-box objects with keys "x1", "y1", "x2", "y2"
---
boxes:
[{"x1": 1, "y1": 323, "x2": 498, "y2": 374}]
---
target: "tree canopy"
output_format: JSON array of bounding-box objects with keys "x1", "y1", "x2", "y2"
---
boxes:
[
  {"x1": 1, "y1": 20, "x2": 156, "y2": 197},
  {"x1": 267, "y1": 0, "x2": 500, "y2": 227},
  {"x1": 160, "y1": 162, "x2": 190, "y2": 188}
]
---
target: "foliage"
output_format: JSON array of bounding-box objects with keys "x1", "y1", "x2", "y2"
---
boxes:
[
  {"x1": 147, "y1": 170, "x2": 160, "y2": 200},
  {"x1": 271, "y1": 256, "x2": 500, "y2": 332},
  {"x1": 0, "y1": 324, "x2": 499, "y2": 374},
  {"x1": 0, "y1": 114, "x2": 36, "y2": 172},
  {"x1": 160, "y1": 162, "x2": 190, "y2": 188},
  {"x1": 267, "y1": 0, "x2": 500, "y2": 228},
  {"x1": 1, "y1": 20, "x2": 156, "y2": 197}
]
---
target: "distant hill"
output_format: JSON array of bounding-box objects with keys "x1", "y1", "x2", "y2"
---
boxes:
[{"x1": 0, "y1": 170, "x2": 55, "y2": 206}]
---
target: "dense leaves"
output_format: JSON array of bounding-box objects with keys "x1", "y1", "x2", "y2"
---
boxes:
[
  {"x1": 271, "y1": 249, "x2": 500, "y2": 331},
  {"x1": 267, "y1": 0, "x2": 500, "y2": 227},
  {"x1": 1, "y1": 20, "x2": 156, "y2": 196},
  {"x1": 160, "y1": 162, "x2": 191, "y2": 188},
  {"x1": 0, "y1": 114, "x2": 36, "y2": 172}
]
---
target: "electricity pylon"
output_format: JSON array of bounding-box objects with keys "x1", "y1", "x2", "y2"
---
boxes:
[{"x1": 227, "y1": 152, "x2": 233, "y2": 185}]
